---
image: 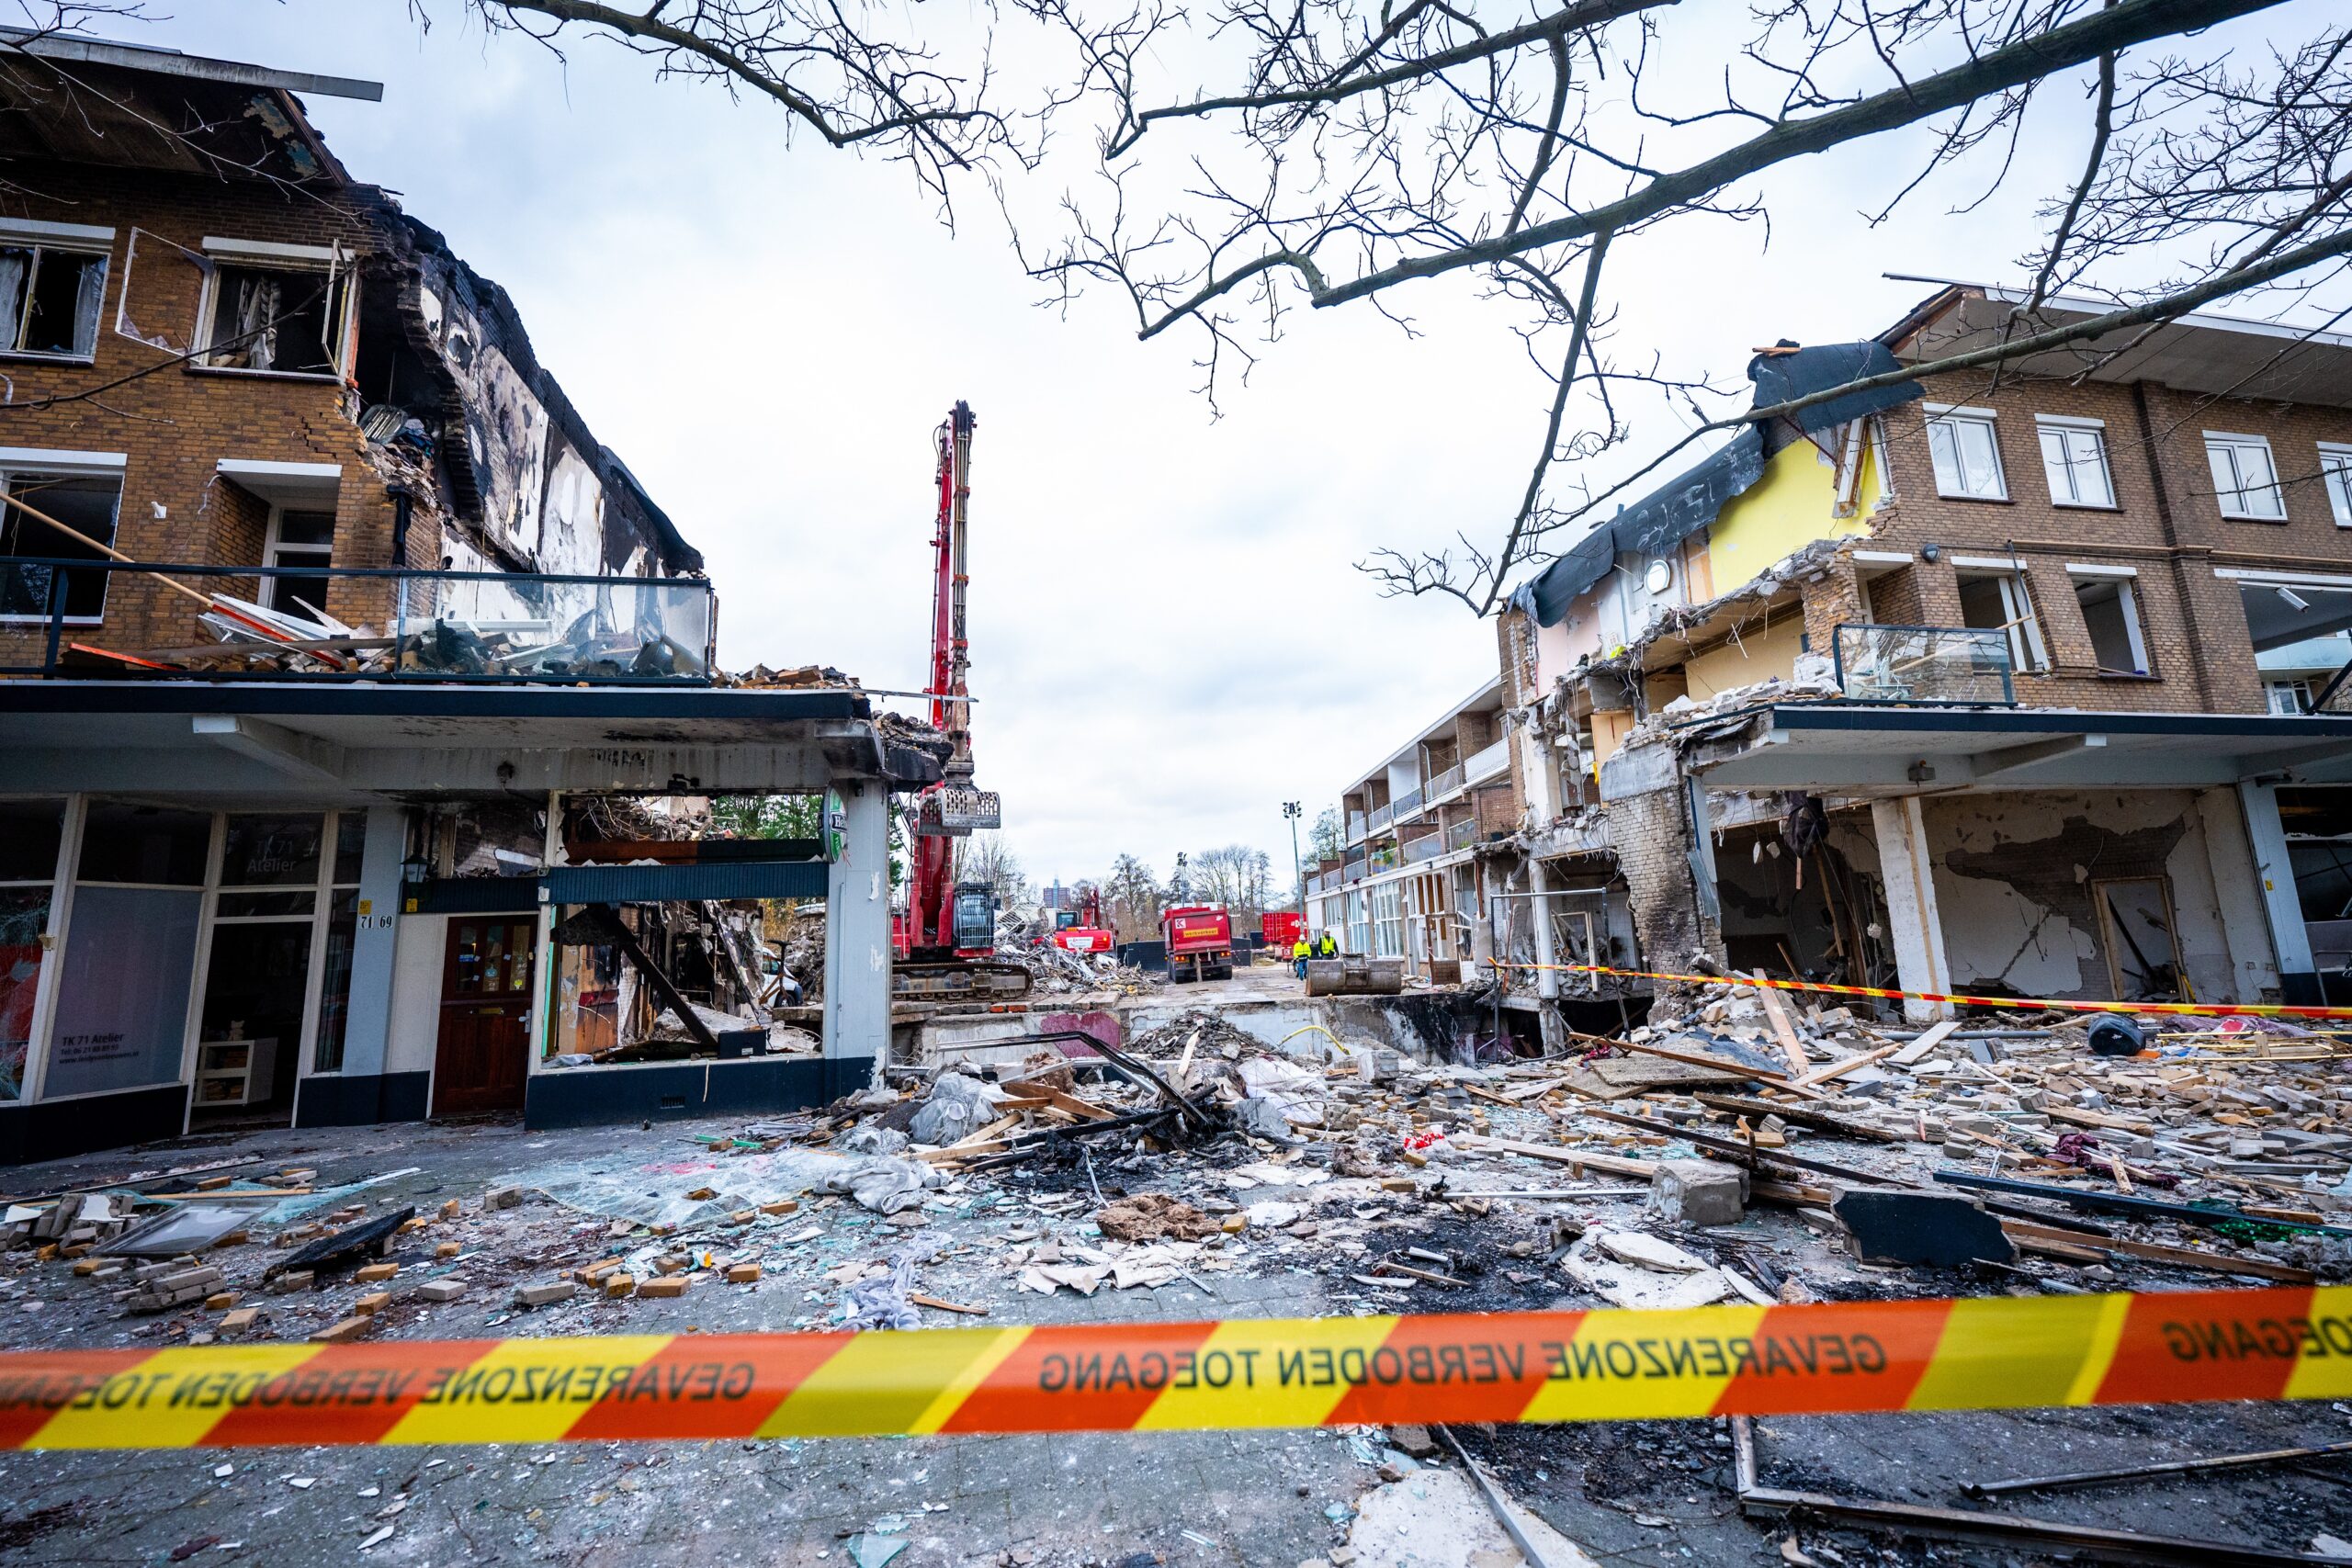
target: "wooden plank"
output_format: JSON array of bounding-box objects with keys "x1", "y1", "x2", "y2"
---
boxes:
[
  {"x1": 1564, "y1": 1030, "x2": 1797, "y2": 1087},
  {"x1": 2046, "y1": 1103, "x2": 2155, "y2": 1136},
  {"x1": 1749, "y1": 976, "x2": 1812, "y2": 1078},
  {"x1": 1461, "y1": 1135, "x2": 1658, "y2": 1180},
  {"x1": 1998, "y1": 1219, "x2": 2314, "y2": 1282},
  {"x1": 1690, "y1": 1093, "x2": 1907, "y2": 1144},
  {"x1": 1890, "y1": 1019, "x2": 1961, "y2": 1066},
  {"x1": 1793, "y1": 1043, "x2": 1899, "y2": 1089}
]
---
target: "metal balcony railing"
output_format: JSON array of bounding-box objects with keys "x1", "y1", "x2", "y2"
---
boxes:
[
  {"x1": 1831, "y1": 623, "x2": 2016, "y2": 705},
  {"x1": 1465, "y1": 738, "x2": 1510, "y2": 781},
  {"x1": 0, "y1": 557, "x2": 718, "y2": 683}
]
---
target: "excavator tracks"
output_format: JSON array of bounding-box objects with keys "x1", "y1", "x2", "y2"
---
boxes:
[{"x1": 892, "y1": 960, "x2": 1034, "y2": 1002}]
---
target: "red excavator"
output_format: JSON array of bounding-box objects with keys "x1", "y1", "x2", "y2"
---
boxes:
[{"x1": 892, "y1": 401, "x2": 1029, "y2": 1001}]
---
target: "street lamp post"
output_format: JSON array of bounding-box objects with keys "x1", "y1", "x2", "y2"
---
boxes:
[{"x1": 1282, "y1": 800, "x2": 1305, "y2": 934}]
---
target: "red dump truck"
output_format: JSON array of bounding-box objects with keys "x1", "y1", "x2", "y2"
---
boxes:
[{"x1": 1160, "y1": 904, "x2": 1236, "y2": 984}]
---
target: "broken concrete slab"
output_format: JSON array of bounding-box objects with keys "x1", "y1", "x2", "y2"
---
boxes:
[
  {"x1": 1648, "y1": 1160, "x2": 1747, "y2": 1225},
  {"x1": 1832, "y1": 1187, "x2": 2015, "y2": 1269},
  {"x1": 1345, "y1": 1466, "x2": 1603, "y2": 1568}
]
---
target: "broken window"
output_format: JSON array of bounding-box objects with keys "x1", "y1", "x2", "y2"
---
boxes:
[
  {"x1": 0, "y1": 469, "x2": 124, "y2": 624},
  {"x1": 2072, "y1": 573, "x2": 2149, "y2": 676},
  {"x1": 0, "y1": 242, "x2": 106, "y2": 359},
  {"x1": 202, "y1": 259, "x2": 351, "y2": 377},
  {"x1": 1926, "y1": 407, "x2": 2007, "y2": 501},
  {"x1": 2206, "y1": 432, "x2": 2286, "y2": 521},
  {"x1": 263, "y1": 508, "x2": 336, "y2": 619},
  {"x1": 2094, "y1": 876, "x2": 2185, "y2": 1001},
  {"x1": 1956, "y1": 570, "x2": 2047, "y2": 672},
  {"x1": 2037, "y1": 416, "x2": 2114, "y2": 509}
]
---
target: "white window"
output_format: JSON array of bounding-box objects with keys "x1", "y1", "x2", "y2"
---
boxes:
[
  {"x1": 198, "y1": 241, "x2": 353, "y2": 378},
  {"x1": 2321, "y1": 443, "x2": 2352, "y2": 528},
  {"x1": 2037, "y1": 416, "x2": 2115, "y2": 508},
  {"x1": 2269, "y1": 679, "x2": 2313, "y2": 716},
  {"x1": 1927, "y1": 406, "x2": 2007, "y2": 501},
  {"x1": 0, "y1": 240, "x2": 107, "y2": 361},
  {"x1": 2205, "y1": 432, "x2": 2286, "y2": 521},
  {"x1": 2071, "y1": 571, "x2": 2149, "y2": 676},
  {"x1": 0, "y1": 457, "x2": 125, "y2": 624},
  {"x1": 1956, "y1": 570, "x2": 2047, "y2": 672},
  {"x1": 262, "y1": 509, "x2": 336, "y2": 620}
]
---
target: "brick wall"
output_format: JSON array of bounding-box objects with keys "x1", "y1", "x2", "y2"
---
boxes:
[
  {"x1": 0, "y1": 164, "x2": 400, "y2": 667},
  {"x1": 1857, "y1": 370, "x2": 2352, "y2": 715}
]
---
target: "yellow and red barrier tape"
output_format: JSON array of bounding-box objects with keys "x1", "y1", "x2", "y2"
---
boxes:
[
  {"x1": 6, "y1": 1289, "x2": 2352, "y2": 1448},
  {"x1": 1490, "y1": 959, "x2": 2352, "y2": 1021}
]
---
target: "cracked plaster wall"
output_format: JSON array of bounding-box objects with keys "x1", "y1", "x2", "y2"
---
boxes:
[{"x1": 1922, "y1": 789, "x2": 2278, "y2": 1003}]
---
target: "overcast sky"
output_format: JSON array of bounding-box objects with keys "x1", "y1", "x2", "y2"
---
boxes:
[{"x1": 111, "y1": 3, "x2": 2301, "y2": 893}]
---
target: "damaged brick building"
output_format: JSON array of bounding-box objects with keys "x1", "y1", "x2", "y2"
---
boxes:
[
  {"x1": 1319, "y1": 281, "x2": 2352, "y2": 1038},
  {"x1": 0, "y1": 34, "x2": 920, "y2": 1162}
]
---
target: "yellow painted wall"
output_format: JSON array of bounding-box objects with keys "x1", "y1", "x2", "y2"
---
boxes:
[
  {"x1": 1683, "y1": 617, "x2": 1802, "y2": 700},
  {"x1": 1703, "y1": 432, "x2": 1881, "y2": 585}
]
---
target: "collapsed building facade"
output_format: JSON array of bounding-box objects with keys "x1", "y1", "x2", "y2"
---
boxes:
[
  {"x1": 1316, "y1": 285, "x2": 2352, "y2": 1036},
  {"x1": 0, "y1": 35, "x2": 922, "y2": 1162}
]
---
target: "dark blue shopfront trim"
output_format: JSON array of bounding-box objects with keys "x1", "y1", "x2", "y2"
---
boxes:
[
  {"x1": 0, "y1": 1083, "x2": 190, "y2": 1166},
  {"x1": 295, "y1": 1071, "x2": 432, "y2": 1129},
  {"x1": 524, "y1": 1055, "x2": 874, "y2": 1130}
]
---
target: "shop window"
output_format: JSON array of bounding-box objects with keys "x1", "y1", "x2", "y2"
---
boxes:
[
  {"x1": 0, "y1": 470, "x2": 123, "y2": 623},
  {"x1": 0, "y1": 243, "x2": 107, "y2": 359},
  {"x1": 1927, "y1": 407, "x2": 2007, "y2": 501},
  {"x1": 2323, "y1": 444, "x2": 2352, "y2": 528},
  {"x1": 220, "y1": 814, "x2": 323, "y2": 888},
  {"x1": 77, "y1": 802, "x2": 209, "y2": 886},
  {"x1": 202, "y1": 260, "x2": 351, "y2": 377},
  {"x1": 262, "y1": 508, "x2": 336, "y2": 618},
  {"x1": 2205, "y1": 432, "x2": 2287, "y2": 521},
  {"x1": 2072, "y1": 573, "x2": 2150, "y2": 676},
  {"x1": 2037, "y1": 417, "x2": 2115, "y2": 508},
  {"x1": 1956, "y1": 570, "x2": 2048, "y2": 672}
]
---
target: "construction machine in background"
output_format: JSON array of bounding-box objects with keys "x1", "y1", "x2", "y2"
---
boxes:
[
  {"x1": 1047, "y1": 886, "x2": 1114, "y2": 955},
  {"x1": 892, "y1": 401, "x2": 1028, "y2": 1003}
]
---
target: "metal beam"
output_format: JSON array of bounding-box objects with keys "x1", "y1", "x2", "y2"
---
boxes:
[
  {"x1": 191, "y1": 715, "x2": 345, "y2": 782},
  {"x1": 0, "y1": 28, "x2": 384, "y2": 101},
  {"x1": 1970, "y1": 732, "x2": 2106, "y2": 781}
]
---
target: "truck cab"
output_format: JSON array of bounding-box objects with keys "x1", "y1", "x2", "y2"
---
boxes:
[{"x1": 1160, "y1": 904, "x2": 1236, "y2": 984}]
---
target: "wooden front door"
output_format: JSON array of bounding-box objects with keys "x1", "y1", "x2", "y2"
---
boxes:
[{"x1": 434, "y1": 918, "x2": 536, "y2": 1115}]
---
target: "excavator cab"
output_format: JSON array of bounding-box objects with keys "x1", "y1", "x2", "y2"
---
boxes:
[{"x1": 951, "y1": 882, "x2": 997, "y2": 953}]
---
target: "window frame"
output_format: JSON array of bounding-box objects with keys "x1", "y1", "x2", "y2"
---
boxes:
[
  {"x1": 2320, "y1": 442, "x2": 2352, "y2": 529},
  {"x1": 1924, "y1": 403, "x2": 2009, "y2": 502},
  {"x1": 2035, "y1": 413, "x2": 2118, "y2": 510},
  {"x1": 191, "y1": 239, "x2": 356, "y2": 383},
  {"x1": 1955, "y1": 567, "x2": 2049, "y2": 673},
  {"x1": 0, "y1": 231, "x2": 111, "y2": 365},
  {"x1": 2204, "y1": 431, "x2": 2288, "y2": 522},
  {"x1": 0, "y1": 451, "x2": 128, "y2": 626},
  {"x1": 2067, "y1": 565, "x2": 2152, "y2": 678},
  {"x1": 260, "y1": 504, "x2": 337, "y2": 618}
]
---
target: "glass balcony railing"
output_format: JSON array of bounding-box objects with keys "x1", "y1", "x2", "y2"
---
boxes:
[
  {"x1": 1832, "y1": 624, "x2": 2015, "y2": 705},
  {"x1": 0, "y1": 558, "x2": 717, "y2": 683},
  {"x1": 1464, "y1": 738, "x2": 1510, "y2": 781},
  {"x1": 1424, "y1": 762, "x2": 1464, "y2": 802}
]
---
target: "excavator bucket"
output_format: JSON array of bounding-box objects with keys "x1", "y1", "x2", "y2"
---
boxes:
[{"x1": 916, "y1": 785, "x2": 1001, "y2": 837}]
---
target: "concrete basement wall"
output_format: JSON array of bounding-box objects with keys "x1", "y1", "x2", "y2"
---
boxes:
[{"x1": 1922, "y1": 789, "x2": 2278, "y2": 1004}]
